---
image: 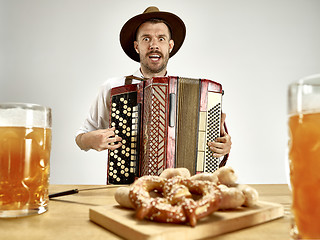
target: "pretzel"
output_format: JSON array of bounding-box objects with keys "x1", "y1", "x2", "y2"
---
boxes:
[
  {"x1": 190, "y1": 172, "x2": 219, "y2": 183},
  {"x1": 114, "y1": 186, "x2": 134, "y2": 209},
  {"x1": 128, "y1": 175, "x2": 221, "y2": 227},
  {"x1": 159, "y1": 167, "x2": 191, "y2": 179},
  {"x1": 115, "y1": 166, "x2": 259, "y2": 226}
]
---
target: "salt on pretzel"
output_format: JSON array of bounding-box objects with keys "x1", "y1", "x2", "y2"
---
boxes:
[
  {"x1": 128, "y1": 175, "x2": 221, "y2": 227},
  {"x1": 114, "y1": 168, "x2": 191, "y2": 209}
]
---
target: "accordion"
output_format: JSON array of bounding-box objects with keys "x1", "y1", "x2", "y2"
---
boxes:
[{"x1": 107, "y1": 76, "x2": 224, "y2": 184}]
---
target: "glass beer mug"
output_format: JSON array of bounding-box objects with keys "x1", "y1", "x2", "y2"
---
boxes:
[
  {"x1": 0, "y1": 103, "x2": 52, "y2": 217},
  {"x1": 288, "y1": 74, "x2": 320, "y2": 239}
]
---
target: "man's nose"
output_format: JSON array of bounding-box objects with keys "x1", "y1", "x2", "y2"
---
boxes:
[{"x1": 149, "y1": 39, "x2": 159, "y2": 50}]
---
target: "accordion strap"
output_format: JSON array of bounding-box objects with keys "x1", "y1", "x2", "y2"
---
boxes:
[{"x1": 125, "y1": 75, "x2": 148, "y2": 85}]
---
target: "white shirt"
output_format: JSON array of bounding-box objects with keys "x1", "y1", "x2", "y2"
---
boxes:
[{"x1": 76, "y1": 69, "x2": 150, "y2": 136}]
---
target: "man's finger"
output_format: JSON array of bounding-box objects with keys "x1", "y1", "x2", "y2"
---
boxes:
[
  {"x1": 107, "y1": 136, "x2": 122, "y2": 144},
  {"x1": 108, "y1": 142, "x2": 122, "y2": 150},
  {"x1": 220, "y1": 113, "x2": 226, "y2": 136}
]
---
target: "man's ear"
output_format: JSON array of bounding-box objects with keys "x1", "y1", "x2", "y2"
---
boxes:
[
  {"x1": 134, "y1": 41, "x2": 139, "y2": 54},
  {"x1": 169, "y1": 39, "x2": 174, "y2": 53}
]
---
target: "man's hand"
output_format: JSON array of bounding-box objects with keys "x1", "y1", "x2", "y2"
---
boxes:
[
  {"x1": 207, "y1": 113, "x2": 232, "y2": 158},
  {"x1": 76, "y1": 127, "x2": 122, "y2": 151}
]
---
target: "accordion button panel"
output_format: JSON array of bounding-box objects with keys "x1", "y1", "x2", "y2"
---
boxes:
[
  {"x1": 196, "y1": 92, "x2": 222, "y2": 173},
  {"x1": 108, "y1": 91, "x2": 140, "y2": 184},
  {"x1": 204, "y1": 93, "x2": 222, "y2": 173}
]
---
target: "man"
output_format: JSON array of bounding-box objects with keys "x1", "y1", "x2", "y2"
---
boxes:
[{"x1": 76, "y1": 6, "x2": 231, "y2": 162}]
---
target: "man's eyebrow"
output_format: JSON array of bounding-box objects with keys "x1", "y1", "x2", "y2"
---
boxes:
[
  {"x1": 138, "y1": 33, "x2": 169, "y2": 38},
  {"x1": 139, "y1": 33, "x2": 151, "y2": 38}
]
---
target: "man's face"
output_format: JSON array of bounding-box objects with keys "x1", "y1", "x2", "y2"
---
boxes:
[{"x1": 134, "y1": 22, "x2": 174, "y2": 76}]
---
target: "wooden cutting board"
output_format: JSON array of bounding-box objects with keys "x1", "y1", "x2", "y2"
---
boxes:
[{"x1": 89, "y1": 201, "x2": 284, "y2": 240}]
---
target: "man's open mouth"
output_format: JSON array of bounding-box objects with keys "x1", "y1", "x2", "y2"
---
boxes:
[{"x1": 148, "y1": 53, "x2": 161, "y2": 61}]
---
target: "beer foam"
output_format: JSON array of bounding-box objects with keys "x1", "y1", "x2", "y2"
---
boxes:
[{"x1": 0, "y1": 103, "x2": 51, "y2": 128}]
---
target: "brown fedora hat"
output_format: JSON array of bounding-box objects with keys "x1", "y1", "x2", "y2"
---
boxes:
[{"x1": 120, "y1": 6, "x2": 186, "y2": 62}]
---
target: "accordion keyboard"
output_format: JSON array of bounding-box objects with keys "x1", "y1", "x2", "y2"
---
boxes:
[
  {"x1": 197, "y1": 91, "x2": 222, "y2": 173},
  {"x1": 108, "y1": 92, "x2": 140, "y2": 184},
  {"x1": 204, "y1": 102, "x2": 222, "y2": 172}
]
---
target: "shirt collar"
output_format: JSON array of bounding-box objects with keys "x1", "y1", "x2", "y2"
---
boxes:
[{"x1": 132, "y1": 69, "x2": 169, "y2": 79}]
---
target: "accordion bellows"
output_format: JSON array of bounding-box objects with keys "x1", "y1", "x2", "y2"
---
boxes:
[{"x1": 107, "y1": 76, "x2": 223, "y2": 184}]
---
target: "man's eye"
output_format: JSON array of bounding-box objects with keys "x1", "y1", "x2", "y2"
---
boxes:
[
  {"x1": 159, "y1": 37, "x2": 165, "y2": 41},
  {"x1": 143, "y1": 37, "x2": 150, "y2": 41}
]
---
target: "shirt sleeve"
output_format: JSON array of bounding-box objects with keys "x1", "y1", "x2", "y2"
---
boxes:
[{"x1": 75, "y1": 81, "x2": 112, "y2": 137}]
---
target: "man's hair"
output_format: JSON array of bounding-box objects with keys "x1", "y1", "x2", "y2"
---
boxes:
[{"x1": 135, "y1": 18, "x2": 172, "y2": 40}]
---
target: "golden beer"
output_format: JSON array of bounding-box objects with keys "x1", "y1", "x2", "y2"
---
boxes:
[
  {"x1": 289, "y1": 112, "x2": 320, "y2": 239},
  {"x1": 288, "y1": 74, "x2": 320, "y2": 239},
  {"x1": 0, "y1": 103, "x2": 52, "y2": 217}
]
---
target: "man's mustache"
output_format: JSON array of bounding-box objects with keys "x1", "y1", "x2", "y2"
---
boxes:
[{"x1": 147, "y1": 51, "x2": 163, "y2": 57}]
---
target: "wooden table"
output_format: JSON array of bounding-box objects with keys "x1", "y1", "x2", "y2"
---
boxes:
[{"x1": 0, "y1": 184, "x2": 292, "y2": 240}]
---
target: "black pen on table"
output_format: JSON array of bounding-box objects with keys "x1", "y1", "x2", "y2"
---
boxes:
[{"x1": 49, "y1": 186, "x2": 120, "y2": 199}]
